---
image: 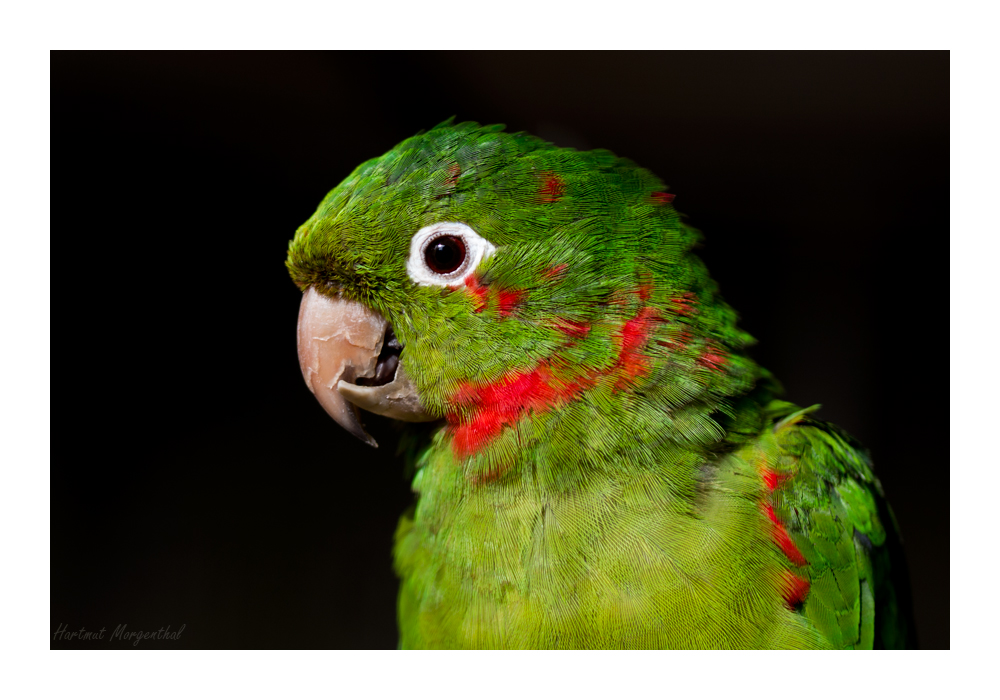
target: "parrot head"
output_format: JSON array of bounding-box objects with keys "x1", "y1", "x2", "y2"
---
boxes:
[{"x1": 287, "y1": 120, "x2": 763, "y2": 470}]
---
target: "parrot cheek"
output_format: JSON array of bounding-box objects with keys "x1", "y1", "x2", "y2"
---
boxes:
[{"x1": 296, "y1": 286, "x2": 436, "y2": 449}]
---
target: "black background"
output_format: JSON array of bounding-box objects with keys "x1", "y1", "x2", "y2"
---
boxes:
[{"x1": 51, "y1": 51, "x2": 949, "y2": 649}]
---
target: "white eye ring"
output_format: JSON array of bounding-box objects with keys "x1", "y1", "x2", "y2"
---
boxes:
[{"x1": 406, "y1": 222, "x2": 497, "y2": 286}]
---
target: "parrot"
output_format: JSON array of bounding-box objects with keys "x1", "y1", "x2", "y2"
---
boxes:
[{"x1": 286, "y1": 119, "x2": 912, "y2": 649}]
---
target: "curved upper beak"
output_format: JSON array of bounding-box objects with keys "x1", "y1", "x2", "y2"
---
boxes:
[{"x1": 296, "y1": 287, "x2": 436, "y2": 448}]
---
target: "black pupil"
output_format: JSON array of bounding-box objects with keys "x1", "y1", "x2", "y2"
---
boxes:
[{"x1": 425, "y1": 235, "x2": 467, "y2": 274}]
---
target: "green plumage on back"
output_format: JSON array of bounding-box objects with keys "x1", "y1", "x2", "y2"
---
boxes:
[{"x1": 286, "y1": 120, "x2": 911, "y2": 648}]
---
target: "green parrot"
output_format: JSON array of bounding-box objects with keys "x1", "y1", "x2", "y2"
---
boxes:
[{"x1": 286, "y1": 120, "x2": 911, "y2": 649}]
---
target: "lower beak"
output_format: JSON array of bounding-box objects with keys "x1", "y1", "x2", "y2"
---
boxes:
[{"x1": 296, "y1": 287, "x2": 435, "y2": 448}]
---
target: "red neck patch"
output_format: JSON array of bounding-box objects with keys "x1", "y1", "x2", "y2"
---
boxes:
[{"x1": 446, "y1": 288, "x2": 664, "y2": 460}]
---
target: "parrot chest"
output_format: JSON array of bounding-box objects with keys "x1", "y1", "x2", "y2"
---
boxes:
[{"x1": 393, "y1": 456, "x2": 819, "y2": 649}]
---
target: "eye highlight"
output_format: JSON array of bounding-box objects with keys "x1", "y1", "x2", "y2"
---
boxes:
[{"x1": 407, "y1": 222, "x2": 496, "y2": 286}]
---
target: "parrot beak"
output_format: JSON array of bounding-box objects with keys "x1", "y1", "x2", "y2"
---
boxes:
[{"x1": 296, "y1": 287, "x2": 436, "y2": 448}]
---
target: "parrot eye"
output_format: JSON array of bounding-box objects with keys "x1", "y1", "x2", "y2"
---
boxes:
[
  {"x1": 407, "y1": 222, "x2": 496, "y2": 286},
  {"x1": 424, "y1": 235, "x2": 466, "y2": 274}
]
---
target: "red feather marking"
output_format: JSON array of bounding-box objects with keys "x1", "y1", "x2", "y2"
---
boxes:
[
  {"x1": 559, "y1": 374, "x2": 598, "y2": 398},
  {"x1": 447, "y1": 298, "x2": 665, "y2": 459},
  {"x1": 761, "y1": 500, "x2": 810, "y2": 609},
  {"x1": 539, "y1": 172, "x2": 565, "y2": 203},
  {"x1": 544, "y1": 264, "x2": 568, "y2": 279},
  {"x1": 671, "y1": 292, "x2": 697, "y2": 316},
  {"x1": 697, "y1": 348, "x2": 727, "y2": 373},
  {"x1": 553, "y1": 318, "x2": 591, "y2": 338},
  {"x1": 497, "y1": 289, "x2": 525, "y2": 317},
  {"x1": 459, "y1": 274, "x2": 524, "y2": 317},
  {"x1": 760, "y1": 468, "x2": 788, "y2": 491},
  {"x1": 462, "y1": 275, "x2": 489, "y2": 312},
  {"x1": 651, "y1": 191, "x2": 676, "y2": 205},
  {"x1": 756, "y1": 451, "x2": 788, "y2": 491},
  {"x1": 761, "y1": 469, "x2": 779, "y2": 491},
  {"x1": 613, "y1": 306, "x2": 660, "y2": 387},
  {"x1": 760, "y1": 465, "x2": 790, "y2": 491},
  {"x1": 656, "y1": 329, "x2": 692, "y2": 351},
  {"x1": 449, "y1": 364, "x2": 599, "y2": 460},
  {"x1": 762, "y1": 503, "x2": 808, "y2": 567},
  {"x1": 449, "y1": 367, "x2": 560, "y2": 458},
  {"x1": 780, "y1": 571, "x2": 811, "y2": 609}
]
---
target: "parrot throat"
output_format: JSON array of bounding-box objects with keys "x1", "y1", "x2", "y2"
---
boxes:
[
  {"x1": 445, "y1": 287, "x2": 661, "y2": 463},
  {"x1": 439, "y1": 281, "x2": 753, "y2": 485}
]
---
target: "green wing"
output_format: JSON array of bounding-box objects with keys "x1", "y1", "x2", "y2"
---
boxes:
[{"x1": 766, "y1": 402, "x2": 913, "y2": 649}]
